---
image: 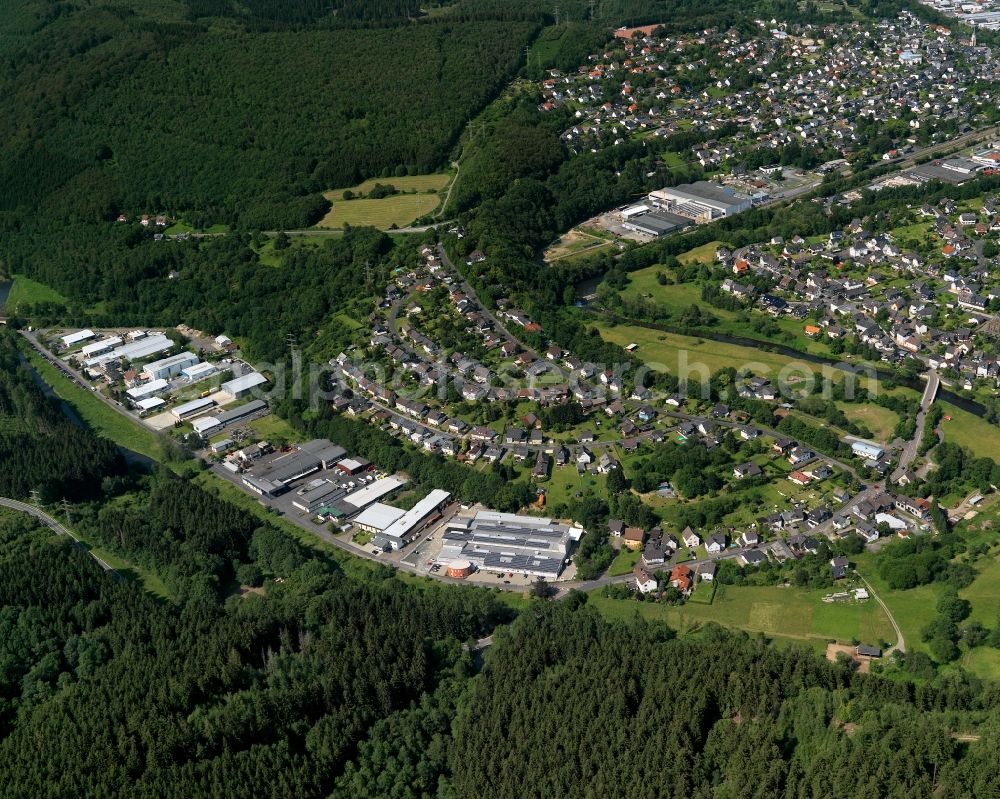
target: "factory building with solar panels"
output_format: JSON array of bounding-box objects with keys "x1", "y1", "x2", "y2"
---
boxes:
[{"x1": 439, "y1": 511, "x2": 583, "y2": 578}]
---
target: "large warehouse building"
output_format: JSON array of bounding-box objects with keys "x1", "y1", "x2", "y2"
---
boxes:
[
  {"x1": 439, "y1": 511, "x2": 582, "y2": 578},
  {"x1": 83, "y1": 334, "x2": 173, "y2": 368},
  {"x1": 144, "y1": 351, "x2": 199, "y2": 381},
  {"x1": 241, "y1": 439, "x2": 346, "y2": 497},
  {"x1": 192, "y1": 399, "x2": 269, "y2": 438},
  {"x1": 342, "y1": 476, "x2": 408, "y2": 510},
  {"x1": 621, "y1": 209, "x2": 692, "y2": 237},
  {"x1": 371, "y1": 489, "x2": 450, "y2": 553},
  {"x1": 649, "y1": 181, "x2": 752, "y2": 222}
]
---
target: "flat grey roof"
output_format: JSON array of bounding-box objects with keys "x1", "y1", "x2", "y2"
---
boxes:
[
  {"x1": 214, "y1": 399, "x2": 267, "y2": 425},
  {"x1": 907, "y1": 163, "x2": 975, "y2": 185}
]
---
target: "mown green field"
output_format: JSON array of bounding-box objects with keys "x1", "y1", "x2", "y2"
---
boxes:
[
  {"x1": 5, "y1": 274, "x2": 69, "y2": 310},
  {"x1": 588, "y1": 582, "x2": 895, "y2": 648},
  {"x1": 836, "y1": 402, "x2": 900, "y2": 443},
  {"x1": 317, "y1": 194, "x2": 442, "y2": 229},
  {"x1": 938, "y1": 405, "x2": 1000, "y2": 459}
]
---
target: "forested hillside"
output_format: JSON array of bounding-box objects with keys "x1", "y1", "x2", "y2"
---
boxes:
[
  {"x1": 6, "y1": 226, "x2": 403, "y2": 362},
  {"x1": 0, "y1": 1, "x2": 535, "y2": 229}
]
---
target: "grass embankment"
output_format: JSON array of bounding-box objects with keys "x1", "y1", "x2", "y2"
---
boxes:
[
  {"x1": 5, "y1": 274, "x2": 69, "y2": 311},
  {"x1": 23, "y1": 345, "x2": 166, "y2": 462}
]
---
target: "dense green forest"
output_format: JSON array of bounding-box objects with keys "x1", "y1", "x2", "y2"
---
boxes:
[{"x1": 0, "y1": 1, "x2": 535, "y2": 229}]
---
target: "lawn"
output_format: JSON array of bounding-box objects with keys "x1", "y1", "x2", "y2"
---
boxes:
[
  {"x1": 588, "y1": 582, "x2": 896, "y2": 647},
  {"x1": 618, "y1": 265, "x2": 834, "y2": 358},
  {"x1": 5, "y1": 274, "x2": 69, "y2": 311},
  {"x1": 22, "y1": 344, "x2": 166, "y2": 462},
  {"x1": 677, "y1": 240, "x2": 723, "y2": 266},
  {"x1": 853, "y1": 553, "x2": 939, "y2": 656},
  {"x1": 317, "y1": 194, "x2": 441, "y2": 229},
  {"x1": 593, "y1": 320, "x2": 829, "y2": 381},
  {"x1": 608, "y1": 548, "x2": 642, "y2": 576},
  {"x1": 938, "y1": 405, "x2": 1000, "y2": 459},
  {"x1": 541, "y1": 467, "x2": 607, "y2": 509},
  {"x1": 836, "y1": 402, "x2": 900, "y2": 443},
  {"x1": 164, "y1": 221, "x2": 230, "y2": 235}
]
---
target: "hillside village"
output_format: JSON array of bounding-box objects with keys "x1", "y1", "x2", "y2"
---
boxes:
[{"x1": 543, "y1": 13, "x2": 998, "y2": 171}]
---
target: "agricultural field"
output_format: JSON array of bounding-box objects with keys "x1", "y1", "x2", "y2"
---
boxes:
[
  {"x1": 317, "y1": 173, "x2": 452, "y2": 230},
  {"x1": 938, "y1": 405, "x2": 1000, "y2": 460},
  {"x1": 317, "y1": 194, "x2": 442, "y2": 229},
  {"x1": 328, "y1": 174, "x2": 451, "y2": 196},
  {"x1": 588, "y1": 582, "x2": 896, "y2": 649}
]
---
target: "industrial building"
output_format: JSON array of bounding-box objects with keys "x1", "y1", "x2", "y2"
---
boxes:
[
  {"x1": 371, "y1": 489, "x2": 450, "y2": 552},
  {"x1": 144, "y1": 351, "x2": 199, "y2": 381},
  {"x1": 336, "y1": 457, "x2": 370, "y2": 475},
  {"x1": 221, "y1": 372, "x2": 268, "y2": 399},
  {"x1": 649, "y1": 181, "x2": 752, "y2": 222},
  {"x1": 240, "y1": 439, "x2": 346, "y2": 497},
  {"x1": 83, "y1": 334, "x2": 173, "y2": 368},
  {"x1": 439, "y1": 511, "x2": 582, "y2": 578},
  {"x1": 61, "y1": 329, "x2": 95, "y2": 347},
  {"x1": 80, "y1": 336, "x2": 123, "y2": 358},
  {"x1": 352, "y1": 503, "x2": 407, "y2": 535},
  {"x1": 342, "y1": 475, "x2": 408, "y2": 509},
  {"x1": 182, "y1": 362, "x2": 216, "y2": 381},
  {"x1": 852, "y1": 441, "x2": 885, "y2": 461},
  {"x1": 171, "y1": 397, "x2": 216, "y2": 420},
  {"x1": 126, "y1": 378, "x2": 170, "y2": 402},
  {"x1": 192, "y1": 399, "x2": 268, "y2": 437},
  {"x1": 135, "y1": 397, "x2": 166, "y2": 414},
  {"x1": 291, "y1": 479, "x2": 350, "y2": 514},
  {"x1": 620, "y1": 209, "x2": 692, "y2": 237},
  {"x1": 907, "y1": 158, "x2": 982, "y2": 185}
]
